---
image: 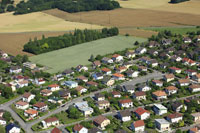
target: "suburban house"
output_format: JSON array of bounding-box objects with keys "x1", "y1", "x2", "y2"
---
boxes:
[
  {"x1": 163, "y1": 74, "x2": 175, "y2": 82},
  {"x1": 148, "y1": 41, "x2": 160, "y2": 48},
  {"x1": 133, "y1": 91, "x2": 146, "y2": 101},
  {"x1": 169, "y1": 67, "x2": 182, "y2": 74},
  {"x1": 192, "y1": 74, "x2": 200, "y2": 83},
  {"x1": 73, "y1": 124, "x2": 88, "y2": 133},
  {"x1": 102, "y1": 76, "x2": 115, "y2": 86},
  {"x1": 160, "y1": 62, "x2": 170, "y2": 69},
  {"x1": 115, "y1": 66, "x2": 127, "y2": 73},
  {"x1": 125, "y1": 70, "x2": 139, "y2": 78},
  {"x1": 138, "y1": 84, "x2": 151, "y2": 92},
  {"x1": 118, "y1": 99, "x2": 133, "y2": 108},
  {"x1": 166, "y1": 113, "x2": 183, "y2": 123},
  {"x1": 6, "y1": 123, "x2": 20, "y2": 133},
  {"x1": 62, "y1": 69, "x2": 74, "y2": 76},
  {"x1": 86, "y1": 81, "x2": 98, "y2": 87},
  {"x1": 182, "y1": 58, "x2": 196, "y2": 66},
  {"x1": 162, "y1": 38, "x2": 172, "y2": 45},
  {"x1": 185, "y1": 69, "x2": 197, "y2": 77},
  {"x1": 125, "y1": 50, "x2": 135, "y2": 58},
  {"x1": 170, "y1": 55, "x2": 182, "y2": 62},
  {"x1": 48, "y1": 84, "x2": 60, "y2": 92},
  {"x1": 48, "y1": 97, "x2": 63, "y2": 104},
  {"x1": 111, "y1": 91, "x2": 121, "y2": 98},
  {"x1": 135, "y1": 47, "x2": 147, "y2": 55},
  {"x1": 74, "y1": 101, "x2": 94, "y2": 117},
  {"x1": 35, "y1": 78, "x2": 45, "y2": 85},
  {"x1": 101, "y1": 68, "x2": 112, "y2": 75},
  {"x1": 93, "y1": 115, "x2": 110, "y2": 130},
  {"x1": 96, "y1": 100, "x2": 110, "y2": 110},
  {"x1": 152, "y1": 80, "x2": 163, "y2": 87},
  {"x1": 51, "y1": 127, "x2": 62, "y2": 133},
  {"x1": 75, "y1": 86, "x2": 87, "y2": 94},
  {"x1": 152, "y1": 91, "x2": 167, "y2": 100},
  {"x1": 9, "y1": 66, "x2": 22, "y2": 74},
  {"x1": 92, "y1": 60, "x2": 101, "y2": 68},
  {"x1": 189, "y1": 126, "x2": 200, "y2": 133},
  {"x1": 40, "y1": 89, "x2": 52, "y2": 96},
  {"x1": 22, "y1": 92, "x2": 35, "y2": 103},
  {"x1": 172, "y1": 102, "x2": 187, "y2": 112},
  {"x1": 76, "y1": 65, "x2": 88, "y2": 72},
  {"x1": 112, "y1": 73, "x2": 125, "y2": 80},
  {"x1": 63, "y1": 81, "x2": 78, "y2": 88},
  {"x1": 42, "y1": 117, "x2": 59, "y2": 128},
  {"x1": 134, "y1": 107, "x2": 150, "y2": 120},
  {"x1": 123, "y1": 62, "x2": 134, "y2": 68},
  {"x1": 118, "y1": 110, "x2": 131, "y2": 122},
  {"x1": 94, "y1": 93, "x2": 105, "y2": 101},
  {"x1": 53, "y1": 74, "x2": 64, "y2": 81},
  {"x1": 92, "y1": 73, "x2": 104, "y2": 80},
  {"x1": 76, "y1": 76, "x2": 88, "y2": 82},
  {"x1": 23, "y1": 62, "x2": 36, "y2": 69},
  {"x1": 183, "y1": 37, "x2": 192, "y2": 43},
  {"x1": 101, "y1": 57, "x2": 113, "y2": 64},
  {"x1": 112, "y1": 54, "x2": 123, "y2": 62},
  {"x1": 16, "y1": 80, "x2": 29, "y2": 88},
  {"x1": 192, "y1": 112, "x2": 200, "y2": 122},
  {"x1": 189, "y1": 84, "x2": 200, "y2": 92},
  {"x1": 59, "y1": 89, "x2": 71, "y2": 99},
  {"x1": 138, "y1": 66, "x2": 147, "y2": 71},
  {"x1": 15, "y1": 101, "x2": 29, "y2": 110},
  {"x1": 0, "y1": 117, "x2": 6, "y2": 126},
  {"x1": 131, "y1": 120, "x2": 145, "y2": 132},
  {"x1": 33, "y1": 102, "x2": 48, "y2": 112},
  {"x1": 178, "y1": 79, "x2": 190, "y2": 86},
  {"x1": 155, "y1": 119, "x2": 170, "y2": 132},
  {"x1": 164, "y1": 86, "x2": 178, "y2": 95},
  {"x1": 153, "y1": 104, "x2": 168, "y2": 115},
  {"x1": 24, "y1": 109, "x2": 38, "y2": 119},
  {"x1": 122, "y1": 85, "x2": 135, "y2": 94}
]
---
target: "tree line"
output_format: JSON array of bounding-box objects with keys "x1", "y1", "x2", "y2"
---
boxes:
[
  {"x1": 14, "y1": 0, "x2": 120, "y2": 15},
  {"x1": 170, "y1": 0, "x2": 189, "y2": 4},
  {"x1": 23, "y1": 27, "x2": 119, "y2": 54},
  {"x1": 0, "y1": 0, "x2": 15, "y2": 13}
]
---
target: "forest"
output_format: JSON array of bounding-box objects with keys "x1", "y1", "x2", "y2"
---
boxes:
[
  {"x1": 14, "y1": 0, "x2": 120, "y2": 14},
  {"x1": 0, "y1": 0, "x2": 15, "y2": 13},
  {"x1": 170, "y1": 0, "x2": 189, "y2": 3},
  {"x1": 23, "y1": 27, "x2": 119, "y2": 54}
]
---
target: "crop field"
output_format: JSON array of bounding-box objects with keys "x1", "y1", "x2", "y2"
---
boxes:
[
  {"x1": 30, "y1": 35, "x2": 147, "y2": 73},
  {"x1": 116, "y1": 0, "x2": 200, "y2": 15},
  {"x1": 0, "y1": 12, "x2": 102, "y2": 33}
]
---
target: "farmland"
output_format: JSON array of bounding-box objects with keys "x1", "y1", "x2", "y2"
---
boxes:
[{"x1": 30, "y1": 35, "x2": 147, "y2": 73}]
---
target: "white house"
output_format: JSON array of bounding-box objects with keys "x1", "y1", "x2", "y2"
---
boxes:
[
  {"x1": 131, "y1": 120, "x2": 145, "y2": 132},
  {"x1": 138, "y1": 85, "x2": 151, "y2": 92},
  {"x1": 6, "y1": 123, "x2": 21, "y2": 133},
  {"x1": 166, "y1": 113, "x2": 183, "y2": 123},
  {"x1": 9, "y1": 66, "x2": 22, "y2": 74},
  {"x1": 24, "y1": 109, "x2": 38, "y2": 119},
  {"x1": 136, "y1": 47, "x2": 147, "y2": 55},
  {"x1": 118, "y1": 110, "x2": 131, "y2": 122},
  {"x1": 74, "y1": 101, "x2": 94, "y2": 117},
  {"x1": 155, "y1": 119, "x2": 170, "y2": 132},
  {"x1": 153, "y1": 104, "x2": 167, "y2": 115},
  {"x1": 189, "y1": 84, "x2": 200, "y2": 93},
  {"x1": 135, "y1": 107, "x2": 150, "y2": 120},
  {"x1": 0, "y1": 117, "x2": 6, "y2": 126},
  {"x1": 164, "y1": 86, "x2": 178, "y2": 95},
  {"x1": 42, "y1": 117, "x2": 59, "y2": 128},
  {"x1": 15, "y1": 101, "x2": 29, "y2": 110},
  {"x1": 48, "y1": 84, "x2": 60, "y2": 92},
  {"x1": 64, "y1": 81, "x2": 78, "y2": 88},
  {"x1": 35, "y1": 78, "x2": 45, "y2": 85},
  {"x1": 73, "y1": 124, "x2": 88, "y2": 133},
  {"x1": 22, "y1": 92, "x2": 35, "y2": 103},
  {"x1": 118, "y1": 99, "x2": 133, "y2": 108},
  {"x1": 112, "y1": 54, "x2": 123, "y2": 62}
]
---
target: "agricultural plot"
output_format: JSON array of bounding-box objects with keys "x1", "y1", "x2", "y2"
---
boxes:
[{"x1": 30, "y1": 35, "x2": 147, "y2": 73}]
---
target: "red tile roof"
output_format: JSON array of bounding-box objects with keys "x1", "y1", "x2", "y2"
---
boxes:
[
  {"x1": 119, "y1": 99, "x2": 132, "y2": 104},
  {"x1": 73, "y1": 124, "x2": 84, "y2": 132},
  {"x1": 133, "y1": 120, "x2": 145, "y2": 128},
  {"x1": 44, "y1": 117, "x2": 58, "y2": 123},
  {"x1": 25, "y1": 109, "x2": 38, "y2": 115},
  {"x1": 93, "y1": 115, "x2": 108, "y2": 125},
  {"x1": 135, "y1": 107, "x2": 150, "y2": 116},
  {"x1": 16, "y1": 101, "x2": 28, "y2": 106},
  {"x1": 48, "y1": 84, "x2": 59, "y2": 88},
  {"x1": 51, "y1": 127, "x2": 61, "y2": 133},
  {"x1": 167, "y1": 113, "x2": 182, "y2": 119},
  {"x1": 33, "y1": 102, "x2": 46, "y2": 108}
]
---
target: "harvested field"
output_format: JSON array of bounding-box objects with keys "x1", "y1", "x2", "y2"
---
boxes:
[
  {"x1": 116, "y1": 0, "x2": 200, "y2": 15},
  {"x1": 0, "y1": 12, "x2": 102, "y2": 33},
  {"x1": 30, "y1": 35, "x2": 147, "y2": 73}
]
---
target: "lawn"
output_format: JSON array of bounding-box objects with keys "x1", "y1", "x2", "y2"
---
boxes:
[
  {"x1": 30, "y1": 35, "x2": 147, "y2": 73},
  {"x1": 142, "y1": 26, "x2": 200, "y2": 35}
]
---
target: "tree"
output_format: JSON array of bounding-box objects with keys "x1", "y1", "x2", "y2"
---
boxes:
[
  {"x1": 3, "y1": 111, "x2": 11, "y2": 122},
  {"x1": 22, "y1": 55, "x2": 29, "y2": 63},
  {"x1": 30, "y1": 99, "x2": 36, "y2": 105},
  {"x1": 180, "y1": 105, "x2": 185, "y2": 113},
  {"x1": 176, "y1": 129, "x2": 182, "y2": 133},
  {"x1": 89, "y1": 54, "x2": 94, "y2": 62},
  {"x1": 178, "y1": 120, "x2": 184, "y2": 127},
  {"x1": 68, "y1": 106, "x2": 82, "y2": 119},
  {"x1": 134, "y1": 41, "x2": 139, "y2": 45}
]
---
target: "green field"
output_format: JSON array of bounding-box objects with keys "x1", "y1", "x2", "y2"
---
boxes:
[
  {"x1": 142, "y1": 26, "x2": 200, "y2": 35},
  {"x1": 30, "y1": 35, "x2": 147, "y2": 73}
]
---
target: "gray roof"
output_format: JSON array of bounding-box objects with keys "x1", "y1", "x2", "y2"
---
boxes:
[
  {"x1": 155, "y1": 119, "x2": 170, "y2": 124},
  {"x1": 123, "y1": 84, "x2": 135, "y2": 90}
]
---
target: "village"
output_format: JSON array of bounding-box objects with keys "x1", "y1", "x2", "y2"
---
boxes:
[{"x1": 0, "y1": 31, "x2": 200, "y2": 133}]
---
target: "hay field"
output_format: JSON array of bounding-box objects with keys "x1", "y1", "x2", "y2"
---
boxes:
[
  {"x1": 0, "y1": 12, "x2": 102, "y2": 33},
  {"x1": 30, "y1": 35, "x2": 147, "y2": 73},
  {"x1": 116, "y1": 0, "x2": 200, "y2": 15}
]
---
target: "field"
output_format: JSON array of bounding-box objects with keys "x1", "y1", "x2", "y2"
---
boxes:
[
  {"x1": 116, "y1": 0, "x2": 200, "y2": 15},
  {"x1": 0, "y1": 12, "x2": 102, "y2": 33},
  {"x1": 30, "y1": 35, "x2": 147, "y2": 73}
]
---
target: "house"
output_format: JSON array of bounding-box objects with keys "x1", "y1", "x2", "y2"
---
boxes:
[
  {"x1": 24, "y1": 109, "x2": 38, "y2": 118},
  {"x1": 163, "y1": 74, "x2": 175, "y2": 82},
  {"x1": 33, "y1": 102, "x2": 48, "y2": 112},
  {"x1": 125, "y1": 50, "x2": 135, "y2": 58},
  {"x1": 73, "y1": 124, "x2": 88, "y2": 133},
  {"x1": 9, "y1": 66, "x2": 22, "y2": 74},
  {"x1": 138, "y1": 84, "x2": 151, "y2": 92},
  {"x1": 77, "y1": 76, "x2": 88, "y2": 82},
  {"x1": 16, "y1": 80, "x2": 29, "y2": 88},
  {"x1": 169, "y1": 67, "x2": 182, "y2": 74},
  {"x1": 172, "y1": 102, "x2": 187, "y2": 112},
  {"x1": 147, "y1": 59, "x2": 158, "y2": 67},
  {"x1": 148, "y1": 49, "x2": 158, "y2": 56},
  {"x1": 111, "y1": 91, "x2": 121, "y2": 98},
  {"x1": 162, "y1": 38, "x2": 172, "y2": 45},
  {"x1": 118, "y1": 110, "x2": 131, "y2": 122},
  {"x1": 94, "y1": 93, "x2": 105, "y2": 101},
  {"x1": 22, "y1": 92, "x2": 35, "y2": 103},
  {"x1": 62, "y1": 69, "x2": 74, "y2": 76},
  {"x1": 97, "y1": 100, "x2": 110, "y2": 110},
  {"x1": 86, "y1": 81, "x2": 98, "y2": 87},
  {"x1": 88, "y1": 127, "x2": 103, "y2": 133},
  {"x1": 53, "y1": 74, "x2": 64, "y2": 81},
  {"x1": 59, "y1": 89, "x2": 71, "y2": 99},
  {"x1": 101, "y1": 57, "x2": 113, "y2": 64},
  {"x1": 101, "y1": 76, "x2": 115, "y2": 86},
  {"x1": 0, "y1": 117, "x2": 6, "y2": 126},
  {"x1": 185, "y1": 69, "x2": 197, "y2": 77},
  {"x1": 183, "y1": 37, "x2": 192, "y2": 43},
  {"x1": 131, "y1": 120, "x2": 145, "y2": 132},
  {"x1": 51, "y1": 127, "x2": 62, "y2": 133},
  {"x1": 135, "y1": 47, "x2": 147, "y2": 55},
  {"x1": 189, "y1": 126, "x2": 200, "y2": 133},
  {"x1": 166, "y1": 113, "x2": 183, "y2": 123},
  {"x1": 122, "y1": 84, "x2": 135, "y2": 94},
  {"x1": 152, "y1": 91, "x2": 167, "y2": 100},
  {"x1": 118, "y1": 99, "x2": 133, "y2": 108},
  {"x1": 192, "y1": 74, "x2": 200, "y2": 83},
  {"x1": 48, "y1": 97, "x2": 63, "y2": 104},
  {"x1": 76, "y1": 65, "x2": 88, "y2": 72},
  {"x1": 153, "y1": 104, "x2": 167, "y2": 115},
  {"x1": 40, "y1": 89, "x2": 52, "y2": 96},
  {"x1": 93, "y1": 60, "x2": 101, "y2": 68},
  {"x1": 182, "y1": 58, "x2": 196, "y2": 66},
  {"x1": 152, "y1": 80, "x2": 163, "y2": 87},
  {"x1": 148, "y1": 41, "x2": 160, "y2": 48},
  {"x1": 0, "y1": 50, "x2": 8, "y2": 58},
  {"x1": 48, "y1": 84, "x2": 60, "y2": 92},
  {"x1": 6, "y1": 123, "x2": 20, "y2": 133},
  {"x1": 64, "y1": 81, "x2": 78, "y2": 88},
  {"x1": 123, "y1": 61, "x2": 133, "y2": 69},
  {"x1": 42, "y1": 117, "x2": 59, "y2": 128},
  {"x1": 192, "y1": 112, "x2": 200, "y2": 122},
  {"x1": 133, "y1": 91, "x2": 146, "y2": 101},
  {"x1": 125, "y1": 70, "x2": 139, "y2": 78},
  {"x1": 15, "y1": 101, "x2": 29, "y2": 110},
  {"x1": 93, "y1": 115, "x2": 110, "y2": 130},
  {"x1": 23, "y1": 62, "x2": 36, "y2": 69},
  {"x1": 75, "y1": 86, "x2": 87, "y2": 94},
  {"x1": 134, "y1": 107, "x2": 150, "y2": 120},
  {"x1": 115, "y1": 66, "x2": 127, "y2": 73},
  {"x1": 138, "y1": 66, "x2": 147, "y2": 72},
  {"x1": 0, "y1": 110, "x2": 5, "y2": 117},
  {"x1": 197, "y1": 35, "x2": 200, "y2": 42},
  {"x1": 35, "y1": 78, "x2": 45, "y2": 85},
  {"x1": 101, "y1": 68, "x2": 112, "y2": 75},
  {"x1": 112, "y1": 73, "x2": 125, "y2": 80},
  {"x1": 92, "y1": 73, "x2": 104, "y2": 80},
  {"x1": 165, "y1": 86, "x2": 178, "y2": 95},
  {"x1": 170, "y1": 55, "x2": 182, "y2": 62},
  {"x1": 112, "y1": 54, "x2": 123, "y2": 62},
  {"x1": 178, "y1": 79, "x2": 190, "y2": 86},
  {"x1": 155, "y1": 119, "x2": 170, "y2": 132},
  {"x1": 160, "y1": 62, "x2": 170, "y2": 69},
  {"x1": 189, "y1": 84, "x2": 200, "y2": 93},
  {"x1": 74, "y1": 101, "x2": 93, "y2": 116}
]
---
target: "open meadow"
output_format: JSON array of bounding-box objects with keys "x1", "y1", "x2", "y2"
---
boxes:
[{"x1": 30, "y1": 35, "x2": 147, "y2": 73}]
